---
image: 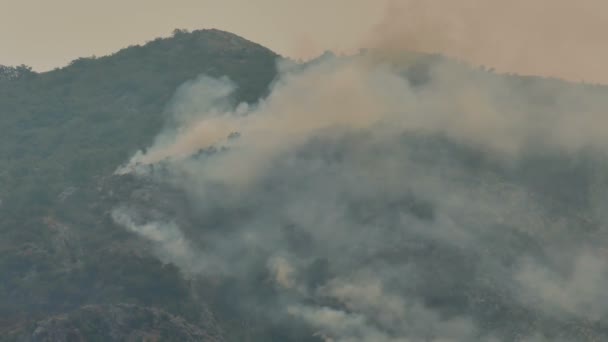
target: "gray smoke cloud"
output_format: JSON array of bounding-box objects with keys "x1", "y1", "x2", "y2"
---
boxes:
[{"x1": 111, "y1": 46, "x2": 608, "y2": 340}]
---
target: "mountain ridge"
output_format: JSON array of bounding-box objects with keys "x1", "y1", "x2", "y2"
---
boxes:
[
  {"x1": 3, "y1": 28, "x2": 608, "y2": 341},
  {"x1": 0, "y1": 28, "x2": 280, "y2": 341}
]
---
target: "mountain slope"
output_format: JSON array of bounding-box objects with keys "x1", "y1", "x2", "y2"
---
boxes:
[
  {"x1": 0, "y1": 29, "x2": 278, "y2": 205},
  {"x1": 3, "y1": 28, "x2": 608, "y2": 342},
  {"x1": 11, "y1": 304, "x2": 224, "y2": 342},
  {"x1": 0, "y1": 29, "x2": 279, "y2": 338}
]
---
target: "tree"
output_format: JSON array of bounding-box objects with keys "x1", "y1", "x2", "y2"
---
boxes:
[{"x1": 0, "y1": 64, "x2": 33, "y2": 81}]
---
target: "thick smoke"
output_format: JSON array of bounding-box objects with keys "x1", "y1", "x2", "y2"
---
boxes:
[
  {"x1": 111, "y1": 13, "x2": 608, "y2": 341},
  {"x1": 112, "y1": 51, "x2": 608, "y2": 340}
]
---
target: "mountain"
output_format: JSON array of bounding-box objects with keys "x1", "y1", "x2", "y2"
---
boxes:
[
  {"x1": 3, "y1": 28, "x2": 608, "y2": 342},
  {"x1": 0, "y1": 29, "x2": 279, "y2": 341},
  {"x1": 0, "y1": 29, "x2": 278, "y2": 209}
]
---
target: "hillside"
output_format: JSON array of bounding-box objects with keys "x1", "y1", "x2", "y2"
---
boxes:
[
  {"x1": 10, "y1": 304, "x2": 224, "y2": 342},
  {"x1": 0, "y1": 29, "x2": 279, "y2": 340},
  {"x1": 3, "y1": 29, "x2": 608, "y2": 342},
  {"x1": 0, "y1": 29, "x2": 278, "y2": 210}
]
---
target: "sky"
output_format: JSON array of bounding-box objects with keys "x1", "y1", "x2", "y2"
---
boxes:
[
  {"x1": 2, "y1": 0, "x2": 608, "y2": 83},
  {"x1": 0, "y1": 0, "x2": 388, "y2": 71}
]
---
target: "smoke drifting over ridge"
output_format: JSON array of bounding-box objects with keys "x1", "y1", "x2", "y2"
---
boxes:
[
  {"x1": 369, "y1": 0, "x2": 608, "y2": 83},
  {"x1": 112, "y1": 6, "x2": 608, "y2": 342}
]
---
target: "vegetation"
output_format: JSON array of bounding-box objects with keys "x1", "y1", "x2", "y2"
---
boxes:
[
  {"x1": 0, "y1": 29, "x2": 278, "y2": 340},
  {"x1": 3, "y1": 28, "x2": 608, "y2": 341}
]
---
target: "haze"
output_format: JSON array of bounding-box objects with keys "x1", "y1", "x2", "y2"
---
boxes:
[
  {"x1": 0, "y1": 0, "x2": 388, "y2": 70},
  {"x1": 2, "y1": 0, "x2": 608, "y2": 83}
]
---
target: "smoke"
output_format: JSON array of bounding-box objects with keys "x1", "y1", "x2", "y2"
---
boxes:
[
  {"x1": 111, "y1": 207, "x2": 207, "y2": 274},
  {"x1": 517, "y1": 251, "x2": 608, "y2": 322},
  {"x1": 369, "y1": 0, "x2": 608, "y2": 83},
  {"x1": 110, "y1": 10, "x2": 608, "y2": 340}
]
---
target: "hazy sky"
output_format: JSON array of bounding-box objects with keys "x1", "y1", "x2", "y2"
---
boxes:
[
  {"x1": 2, "y1": 0, "x2": 608, "y2": 83},
  {"x1": 0, "y1": 0, "x2": 388, "y2": 71}
]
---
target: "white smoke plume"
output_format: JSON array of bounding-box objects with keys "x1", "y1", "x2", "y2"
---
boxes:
[{"x1": 110, "y1": 5, "x2": 608, "y2": 340}]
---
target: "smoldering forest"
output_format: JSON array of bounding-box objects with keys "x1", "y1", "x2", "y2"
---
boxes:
[{"x1": 110, "y1": 48, "x2": 608, "y2": 342}]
